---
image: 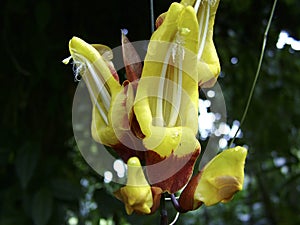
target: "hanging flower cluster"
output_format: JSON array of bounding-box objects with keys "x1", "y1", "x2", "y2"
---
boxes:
[{"x1": 64, "y1": 0, "x2": 247, "y2": 216}]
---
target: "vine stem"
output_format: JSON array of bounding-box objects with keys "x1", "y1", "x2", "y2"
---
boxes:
[{"x1": 229, "y1": 0, "x2": 278, "y2": 147}]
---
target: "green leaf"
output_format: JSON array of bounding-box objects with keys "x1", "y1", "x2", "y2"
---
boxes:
[
  {"x1": 32, "y1": 189, "x2": 53, "y2": 225},
  {"x1": 15, "y1": 143, "x2": 39, "y2": 189}
]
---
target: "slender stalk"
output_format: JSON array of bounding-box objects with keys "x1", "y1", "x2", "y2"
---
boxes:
[
  {"x1": 150, "y1": 0, "x2": 155, "y2": 33},
  {"x1": 229, "y1": 0, "x2": 278, "y2": 147}
]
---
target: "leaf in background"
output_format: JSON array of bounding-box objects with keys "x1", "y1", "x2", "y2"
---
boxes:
[
  {"x1": 32, "y1": 189, "x2": 53, "y2": 225},
  {"x1": 35, "y1": 1, "x2": 52, "y2": 32},
  {"x1": 15, "y1": 143, "x2": 39, "y2": 189},
  {"x1": 50, "y1": 178, "x2": 82, "y2": 201}
]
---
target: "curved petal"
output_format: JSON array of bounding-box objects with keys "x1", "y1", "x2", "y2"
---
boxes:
[
  {"x1": 196, "y1": 0, "x2": 221, "y2": 87},
  {"x1": 180, "y1": 0, "x2": 221, "y2": 87},
  {"x1": 179, "y1": 146, "x2": 247, "y2": 210},
  {"x1": 121, "y1": 31, "x2": 142, "y2": 81}
]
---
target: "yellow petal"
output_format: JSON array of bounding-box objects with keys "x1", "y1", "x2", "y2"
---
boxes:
[
  {"x1": 69, "y1": 37, "x2": 121, "y2": 97},
  {"x1": 126, "y1": 157, "x2": 148, "y2": 186},
  {"x1": 67, "y1": 37, "x2": 122, "y2": 146},
  {"x1": 196, "y1": 0, "x2": 221, "y2": 87},
  {"x1": 179, "y1": 0, "x2": 221, "y2": 87},
  {"x1": 134, "y1": 3, "x2": 199, "y2": 153},
  {"x1": 194, "y1": 146, "x2": 247, "y2": 206},
  {"x1": 114, "y1": 157, "x2": 153, "y2": 215}
]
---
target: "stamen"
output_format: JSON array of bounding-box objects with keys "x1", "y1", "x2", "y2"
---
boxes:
[
  {"x1": 86, "y1": 61, "x2": 111, "y2": 111},
  {"x1": 198, "y1": 3, "x2": 210, "y2": 60},
  {"x1": 168, "y1": 39, "x2": 183, "y2": 127},
  {"x1": 194, "y1": 0, "x2": 217, "y2": 12},
  {"x1": 71, "y1": 52, "x2": 111, "y2": 125},
  {"x1": 155, "y1": 44, "x2": 173, "y2": 127},
  {"x1": 197, "y1": 4, "x2": 205, "y2": 52},
  {"x1": 208, "y1": 0, "x2": 217, "y2": 6},
  {"x1": 72, "y1": 58, "x2": 86, "y2": 81},
  {"x1": 84, "y1": 74, "x2": 109, "y2": 125},
  {"x1": 194, "y1": 0, "x2": 202, "y2": 14}
]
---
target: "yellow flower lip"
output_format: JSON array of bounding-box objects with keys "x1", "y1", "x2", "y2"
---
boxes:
[
  {"x1": 114, "y1": 157, "x2": 154, "y2": 215},
  {"x1": 179, "y1": 146, "x2": 247, "y2": 210}
]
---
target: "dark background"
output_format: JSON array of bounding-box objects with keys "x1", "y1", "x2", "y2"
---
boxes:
[{"x1": 1, "y1": 0, "x2": 300, "y2": 224}]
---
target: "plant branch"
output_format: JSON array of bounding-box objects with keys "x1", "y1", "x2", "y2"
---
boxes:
[
  {"x1": 160, "y1": 194, "x2": 168, "y2": 225},
  {"x1": 150, "y1": 0, "x2": 155, "y2": 33}
]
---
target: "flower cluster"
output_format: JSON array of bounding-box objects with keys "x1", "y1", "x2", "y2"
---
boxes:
[{"x1": 64, "y1": 0, "x2": 247, "y2": 215}]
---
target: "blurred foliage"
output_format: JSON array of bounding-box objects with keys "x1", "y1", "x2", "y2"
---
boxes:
[{"x1": 0, "y1": 0, "x2": 300, "y2": 225}]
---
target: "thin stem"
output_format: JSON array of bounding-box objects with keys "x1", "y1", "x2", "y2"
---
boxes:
[
  {"x1": 229, "y1": 0, "x2": 278, "y2": 147},
  {"x1": 160, "y1": 194, "x2": 168, "y2": 225},
  {"x1": 170, "y1": 194, "x2": 187, "y2": 213},
  {"x1": 150, "y1": 0, "x2": 155, "y2": 33}
]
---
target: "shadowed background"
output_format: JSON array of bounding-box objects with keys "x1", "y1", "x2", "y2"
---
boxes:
[{"x1": 1, "y1": 0, "x2": 300, "y2": 224}]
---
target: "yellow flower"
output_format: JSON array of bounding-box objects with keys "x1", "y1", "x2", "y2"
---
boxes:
[
  {"x1": 64, "y1": 0, "x2": 247, "y2": 216},
  {"x1": 64, "y1": 37, "x2": 121, "y2": 143},
  {"x1": 179, "y1": 146, "x2": 247, "y2": 210},
  {"x1": 180, "y1": 0, "x2": 221, "y2": 87},
  {"x1": 156, "y1": 0, "x2": 221, "y2": 87},
  {"x1": 114, "y1": 157, "x2": 161, "y2": 215},
  {"x1": 132, "y1": 2, "x2": 201, "y2": 193},
  {"x1": 63, "y1": 37, "x2": 145, "y2": 162}
]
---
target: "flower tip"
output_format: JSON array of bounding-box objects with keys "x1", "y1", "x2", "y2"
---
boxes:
[
  {"x1": 69, "y1": 36, "x2": 100, "y2": 63},
  {"x1": 125, "y1": 205, "x2": 134, "y2": 215},
  {"x1": 69, "y1": 36, "x2": 82, "y2": 49},
  {"x1": 127, "y1": 156, "x2": 141, "y2": 167},
  {"x1": 121, "y1": 28, "x2": 128, "y2": 36},
  {"x1": 236, "y1": 146, "x2": 248, "y2": 154},
  {"x1": 62, "y1": 56, "x2": 72, "y2": 64}
]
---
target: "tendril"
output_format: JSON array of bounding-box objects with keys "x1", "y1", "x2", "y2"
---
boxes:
[{"x1": 229, "y1": 0, "x2": 278, "y2": 147}]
